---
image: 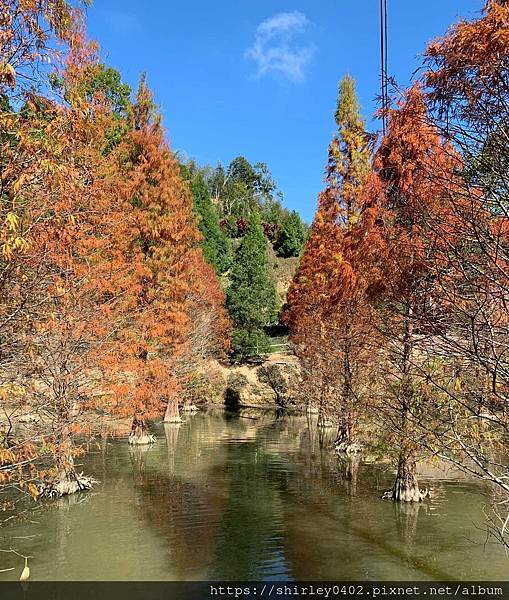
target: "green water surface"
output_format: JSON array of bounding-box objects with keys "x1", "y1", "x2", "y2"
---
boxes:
[{"x1": 0, "y1": 410, "x2": 507, "y2": 581}]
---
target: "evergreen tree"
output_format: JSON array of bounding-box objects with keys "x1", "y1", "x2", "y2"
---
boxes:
[
  {"x1": 187, "y1": 170, "x2": 230, "y2": 274},
  {"x1": 226, "y1": 211, "x2": 278, "y2": 358},
  {"x1": 210, "y1": 156, "x2": 281, "y2": 221},
  {"x1": 275, "y1": 210, "x2": 306, "y2": 257}
]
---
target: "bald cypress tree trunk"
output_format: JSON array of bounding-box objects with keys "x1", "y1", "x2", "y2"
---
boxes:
[
  {"x1": 385, "y1": 304, "x2": 425, "y2": 502},
  {"x1": 129, "y1": 415, "x2": 156, "y2": 445},
  {"x1": 317, "y1": 385, "x2": 334, "y2": 429},
  {"x1": 335, "y1": 334, "x2": 361, "y2": 454},
  {"x1": 40, "y1": 424, "x2": 95, "y2": 497},
  {"x1": 164, "y1": 397, "x2": 182, "y2": 423},
  {"x1": 390, "y1": 445, "x2": 423, "y2": 502}
]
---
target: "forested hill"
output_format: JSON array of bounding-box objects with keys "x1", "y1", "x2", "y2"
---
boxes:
[
  {"x1": 181, "y1": 156, "x2": 308, "y2": 359},
  {"x1": 181, "y1": 156, "x2": 307, "y2": 275}
]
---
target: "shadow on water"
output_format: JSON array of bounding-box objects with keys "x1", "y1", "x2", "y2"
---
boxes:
[{"x1": 272, "y1": 419, "x2": 464, "y2": 580}]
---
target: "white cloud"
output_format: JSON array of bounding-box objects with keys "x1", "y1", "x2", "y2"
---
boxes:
[{"x1": 245, "y1": 11, "x2": 315, "y2": 83}]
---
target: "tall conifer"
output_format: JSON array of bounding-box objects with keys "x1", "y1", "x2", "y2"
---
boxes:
[
  {"x1": 286, "y1": 75, "x2": 371, "y2": 437},
  {"x1": 188, "y1": 171, "x2": 230, "y2": 274},
  {"x1": 226, "y1": 211, "x2": 277, "y2": 358}
]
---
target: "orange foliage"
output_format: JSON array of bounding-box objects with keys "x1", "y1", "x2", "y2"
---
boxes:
[
  {"x1": 425, "y1": 0, "x2": 509, "y2": 119},
  {"x1": 360, "y1": 86, "x2": 463, "y2": 304},
  {"x1": 286, "y1": 77, "x2": 372, "y2": 435},
  {"x1": 99, "y1": 78, "x2": 229, "y2": 424},
  {"x1": 0, "y1": 19, "x2": 229, "y2": 495}
]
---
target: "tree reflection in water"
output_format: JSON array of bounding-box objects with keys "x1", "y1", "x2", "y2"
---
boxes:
[{"x1": 124, "y1": 411, "x2": 507, "y2": 581}]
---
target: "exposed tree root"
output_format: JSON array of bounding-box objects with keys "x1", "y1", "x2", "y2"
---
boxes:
[
  {"x1": 163, "y1": 415, "x2": 183, "y2": 423},
  {"x1": 382, "y1": 486, "x2": 430, "y2": 502},
  {"x1": 129, "y1": 416, "x2": 156, "y2": 443},
  {"x1": 128, "y1": 433, "x2": 156, "y2": 445},
  {"x1": 382, "y1": 447, "x2": 431, "y2": 502},
  {"x1": 382, "y1": 463, "x2": 430, "y2": 502},
  {"x1": 39, "y1": 473, "x2": 97, "y2": 498},
  {"x1": 164, "y1": 399, "x2": 182, "y2": 423},
  {"x1": 335, "y1": 440, "x2": 362, "y2": 455}
]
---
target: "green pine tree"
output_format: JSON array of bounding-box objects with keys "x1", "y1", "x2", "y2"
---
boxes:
[
  {"x1": 187, "y1": 170, "x2": 230, "y2": 274},
  {"x1": 275, "y1": 210, "x2": 307, "y2": 257},
  {"x1": 226, "y1": 211, "x2": 278, "y2": 359}
]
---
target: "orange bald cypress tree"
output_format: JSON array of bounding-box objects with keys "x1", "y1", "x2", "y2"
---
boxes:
[
  {"x1": 286, "y1": 187, "x2": 343, "y2": 426},
  {"x1": 358, "y1": 86, "x2": 463, "y2": 501},
  {"x1": 286, "y1": 76, "x2": 371, "y2": 441},
  {"x1": 1, "y1": 20, "x2": 229, "y2": 499},
  {"x1": 0, "y1": 5, "x2": 123, "y2": 498},
  {"x1": 104, "y1": 77, "x2": 229, "y2": 438},
  {"x1": 1, "y1": 36, "x2": 139, "y2": 496},
  {"x1": 420, "y1": 0, "x2": 509, "y2": 518},
  {"x1": 0, "y1": 0, "x2": 88, "y2": 98},
  {"x1": 424, "y1": 0, "x2": 509, "y2": 398}
]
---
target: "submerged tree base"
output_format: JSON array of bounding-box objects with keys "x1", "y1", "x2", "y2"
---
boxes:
[
  {"x1": 383, "y1": 450, "x2": 431, "y2": 502},
  {"x1": 130, "y1": 416, "x2": 156, "y2": 443},
  {"x1": 163, "y1": 415, "x2": 183, "y2": 424},
  {"x1": 317, "y1": 419, "x2": 335, "y2": 429},
  {"x1": 335, "y1": 440, "x2": 362, "y2": 455},
  {"x1": 39, "y1": 473, "x2": 97, "y2": 498},
  {"x1": 382, "y1": 480, "x2": 430, "y2": 502},
  {"x1": 128, "y1": 433, "x2": 156, "y2": 445}
]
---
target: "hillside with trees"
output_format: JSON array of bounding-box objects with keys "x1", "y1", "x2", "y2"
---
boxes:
[{"x1": 181, "y1": 155, "x2": 307, "y2": 358}]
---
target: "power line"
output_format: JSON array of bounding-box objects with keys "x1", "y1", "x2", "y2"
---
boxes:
[
  {"x1": 384, "y1": 0, "x2": 388, "y2": 109},
  {"x1": 379, "y1": 0, "x2": 389, "y2": 135}
]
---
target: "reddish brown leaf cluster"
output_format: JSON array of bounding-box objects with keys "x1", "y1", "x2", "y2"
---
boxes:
[
  {"x1": 287, "y1": 5, "x2": 509, "y2": 506},
  {"x1": 0, "y1": 4, "x2": 229, "y2": 500}
]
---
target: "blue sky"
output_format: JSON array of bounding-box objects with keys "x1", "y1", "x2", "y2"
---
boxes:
[{"x1": 86, "y1": 0, "x2": 482, "y2": 222}]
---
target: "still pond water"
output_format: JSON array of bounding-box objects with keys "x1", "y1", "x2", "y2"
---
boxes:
[{"x1": 1, "y1": 410, "x2": 508, "y2": 581}]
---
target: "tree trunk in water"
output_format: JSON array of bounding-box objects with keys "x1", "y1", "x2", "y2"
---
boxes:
[
  {"x1": 40, "y1": 428, "x2": 95, "y2": 497},
  {"x1": 335, "y1": 333, "x2": 360, "y2": 453},
  {"x1": 389, "y1": 450, "x2": 423, "y2": 502},
  {"x1": 317, "y1": 401, "x2": 327, "y2": 428},
  {"x1": 129, "y1": 415, "x2": 155, "y2": 445},
  {"x1": 317, "y1": 386, "x2": 333, "y2": 429},
  {"x1": 164, "y1": 396, "x2": 182, "y2": 423},
  {"x1": 335, "y1": 409, "x2": 360, "y2": 454},
  {"x1": 306, "y1": 399, "x2": 319, "y2": 415},
  {"x1": 383, "y1": 303, "x2": 426, "y2": 502}
]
